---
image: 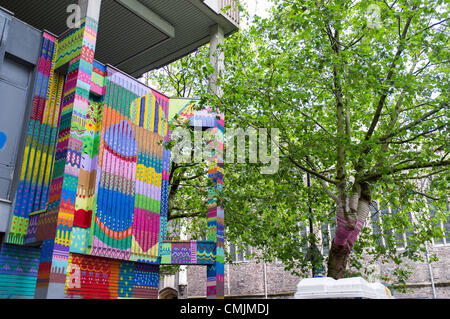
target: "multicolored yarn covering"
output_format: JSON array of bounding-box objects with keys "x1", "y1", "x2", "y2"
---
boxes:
[
  {"x1": 7, "y1": 33, "x2": 61, "y2": 245},
  {"x1": 65, "y1": 253, "x2": 159, "y2": 299},
  {"x1": 33, "y1": 14, "x2": 101, "y2": 296},
  {"x1": 151, "y1": 89, "x2": 171, "y2": 257},
  {"x1": 206, "y1": 114, "x2": 225, "y2": 299},
  {"x1": 0, "y1": 244, "x2": 40, "y2": 299},
  {"x1": 54, "y1": 21, "x2": 85, "y2": 70},
  {"x1": 168, "y1": 98, "x2": 225, "y2": 298},
  {"x1": 169, "y1": 98, "x2": 218, "y2": 128},
  {"x1": 91, "y1": 61, "x2": 106, "y2": 96},
  {"x1": 160, "y1": 241, "x2": 216, "y2": 265},
  {"x1": 88, "y1": 68, "x2": 162, "y2": 261},
  {"x1": 36, "y1": 239, "x2": 55, "y2": 290},
  {"x1": 2, "y1": 9, "x2": 223, "y2": 299}
]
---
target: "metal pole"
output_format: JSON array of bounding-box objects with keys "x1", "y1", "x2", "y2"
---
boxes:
[
  {"x1": 263, "y1": 261, "x2": 268, "y2": 299},
  {"x1": 424, "y1": 241, "x2": 437, "y2": 299},
  {"x1": 411, "y1": 210, "x2": 438, "y2": 299},
  {"x1": 227, "y1": 262, "x2": 230, "y2": 296}
]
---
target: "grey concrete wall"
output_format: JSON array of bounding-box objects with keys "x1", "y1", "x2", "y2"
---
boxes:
[{"x1": 0, "y1": 9, "x2": 41, "y2": 233}]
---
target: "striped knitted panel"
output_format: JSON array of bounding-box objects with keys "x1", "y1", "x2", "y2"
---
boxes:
[
  {"x1": 8, "y1": 33, "x2": 61, "y2": 245},
  {"x1": 73, "y1": 98, "x2": 103, "y2": 229},
  {"x1": 88, "y1": 68, "x2": 169, "y2": 264},
  {"x1": 130, "y1": 94, "x2": 165, "y2": 262},
  {"x1": 46, "y1": 63, "x2": 79, "y2": 211},
  {"x1": 0, "y1": 244, "x2": 40, "y2": 299},
  {"x1": 54, "y1": 22, "x2": 85, "y2": 70},
  {"x1": 31, "y1": 14, "x2": 101, "y2": 297},
  {"x1": 159, "y1": 241, "x2": 216, "y2": 265},
  {"x1": 206, "y1": 112, "x2": 225, "y2": 299},
  {"x1": 65, "y1": 253, "x2": 159, "y2": 299},
  {"x1": 90, "y1": 60, "x2": 106, "y2": 96},
  {"x1": 89, "y1": 74, "x2": 141, "y2": 260},
  {"x1": 153, "y1": 90, "x2": 170, "y2": 252}
]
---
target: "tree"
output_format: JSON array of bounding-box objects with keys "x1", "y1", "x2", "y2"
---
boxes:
[
  {"x1": 143, "y1": 53, "x2": 213, "y2": 239},
  {"x1": 193, "y1": 0, "x2": 449, "y2": 282}
]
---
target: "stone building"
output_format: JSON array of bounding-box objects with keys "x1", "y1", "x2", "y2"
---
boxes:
[
  {"x1": 158, "y1": 241, "x2": 450, "y2": 299},
  {"x1": 160, "y1": 201, "x2": 450, "y2": 299}
]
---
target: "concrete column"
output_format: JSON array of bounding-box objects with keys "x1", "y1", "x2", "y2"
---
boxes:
[
  {"x1": 209, "y1": 24, "x2": 224, "y2": 97},
  {"x1": 79, "y1": 0, "x2": 102, "y2": 22},
  {"x1": 206, "y1": 23, "x2": 225, "y2": 299},
  {"x1": 35, "y1": 0, "x2": 102, "y2": 299}
]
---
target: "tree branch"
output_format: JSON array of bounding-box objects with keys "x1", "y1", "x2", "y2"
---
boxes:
[
  {"x1": 411, "y1": 190, "x2": 442, "y2": 201},
  {"x1": 381, "y1": 125, "x2": 445, "y2": 145},
  {"x1": 364, "y1": 9, "x2": 416, "y2": 141},
  {"x1": 407, "y1": 18, "x2": 449, "y2": 40},
  {"x1": 361, "y1": 160, "x2": 450, "y2": 182},
  {"x1": 319, "y1": 180, "x2": 340, "y2": 204},
  {"x1": 393, "y1": 168, "x2": 448, "y2": 181},
  {"x1": 378, "y1": 107, "x2": 445, "y2": 142},
  {"x1": 168, "y1": 211, "x2": 203, "y2": 221}
]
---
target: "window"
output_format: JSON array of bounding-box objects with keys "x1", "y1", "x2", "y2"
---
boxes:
[
  {"x1": 405, "y1": 212, "x2": 414, "y2": 247},
  {"x1": 300, "y1": 223, "x2": 308, "y2": 254},
  {"x1": 380, "y1": 204, "x2": 392, "y2": 245},
  {"x1": 330, "y1": 223, "x2": 336, "y2": 243},
  {"x1": 391, "y1": 207, "x2": 406, "y2": 249},
  {"x1": 370, "y1": 201, "x2": 384, "y2": 246},
  {"x1": 367, "y1": 199, "x2": 449, "y2": 248},
  {"x1": 321, "y1": 223, "x2": 330, "y2": 256},
  {"x1": 229, "y1": 243, "x2": 252, "y2": 263},
  {"x1": 427, "y1": 199, "x2": 446, "y2": 246},
  {"x1": 445, "y1": 202, "x2": 450, "y2": 243}
]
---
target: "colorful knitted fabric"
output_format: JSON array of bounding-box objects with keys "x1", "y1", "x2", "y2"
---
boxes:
[
  {"x1": 8, "y1": 33, "x2": 61, "y2": 244},
  {"x1": 88, "y1": 68, "x2": 169, "y2": 263},
  {"x1": 1, "y1": 17, "x2": 224, "y2": 299},
  {"x1": 0, "y1": 244, "x2": 40, "y2": 299},
  {"x1": 89, "y1": 69, "x2": 147, "y2": 260},
  {"x1": 65, "y1": 253, "x2": 159, "y2": 299},
  {"x1": 34, "y1": 14, "x2": 101, "y2": 293},
  {"x1": 160, "y1": 241, "x2": 216, "y2": 265},
  {"x1": 206, "y1": 113, "x2": 225, "y2": 298},
  {"x1": 54, "y1": 22, "x2": 85, "y2": 70}
]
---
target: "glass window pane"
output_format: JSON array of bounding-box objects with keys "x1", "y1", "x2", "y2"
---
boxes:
[
  {"x1": 330, "y1": 223, "x2": 336, "y2": 240},
  {"x1": 246, "y1": 246, "x2": 251, "y2": 260},
  {"x1": 230, "y1": 244, "x2": 236, "y2": 262},
  {"x1": 445, "y1": 202, "x2": 450, "y2": 243},
  {"x1": 300, "y1": 223, "x2": 308, "y2": 253},
  {"x1": 321, "y1": 223, "x2": 330, "y2": 256},
  {"x1": 370, "y1": 202, "x2": 383, "y2": 246},
  {"x1": 428, "y1": 199, "x2": 444, "y2": 245},
  {"x1": 380, "y1": 204, "x2": 392, "y2": 245},
  {"x1": 405, "y1": 212, "x2": 414, "y2": 247},
  {"x1": 238, "y1": 251, "x2": 244, "y2": 262},
  {"x1": 391, "y1": 207, "x2": 405, "y2": 248}
]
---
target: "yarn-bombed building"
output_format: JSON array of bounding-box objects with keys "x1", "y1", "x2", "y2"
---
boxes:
[{"x1": 0, "y1": 0, "x2": 238, "y2": 299}]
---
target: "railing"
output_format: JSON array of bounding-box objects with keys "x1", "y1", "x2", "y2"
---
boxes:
[{"x1": 219, "y1": 0, "x2": 240, "y2": 26}]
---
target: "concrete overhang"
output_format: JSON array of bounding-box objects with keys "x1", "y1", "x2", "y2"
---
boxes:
[{"x1": 0, "y1": 0, "x2": 239, "y2": 77}]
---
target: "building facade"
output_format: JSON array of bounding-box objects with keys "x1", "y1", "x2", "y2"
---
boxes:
[
  {"x1": 161, "y1": 199, "x2": 450, "y2": 299},
  {"x1": 178, "y1": 243, "x2": 450, "y2": 299},
  {"x1": 0, "y1": 0, "x2": 239, "y2": 299}
]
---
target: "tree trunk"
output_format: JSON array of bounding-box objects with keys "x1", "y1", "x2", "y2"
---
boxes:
[
  {"x1": 327, "y1": 242, "x2": 349, "y2": 279},
  {"x1": 327, "y1": 182, "x2": 372, "y2": 279}
]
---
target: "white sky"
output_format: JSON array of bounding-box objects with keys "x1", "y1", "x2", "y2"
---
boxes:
[{"x1": 245, "y1": 0, "x2": 273, "y2": 19}]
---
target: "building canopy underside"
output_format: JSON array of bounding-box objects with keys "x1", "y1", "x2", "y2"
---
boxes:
[{"x1": 0, "y1": 0, "x2": 238, "y2": 77}]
